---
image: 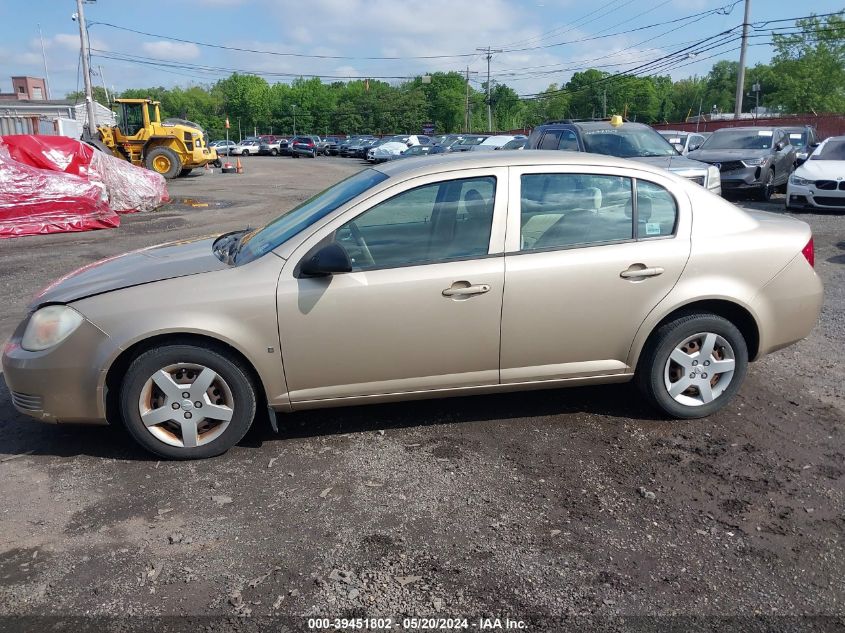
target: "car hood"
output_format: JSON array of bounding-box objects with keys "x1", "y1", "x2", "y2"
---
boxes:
[
  {"x1": 795, "y1": 159, "x2": 845, "y2": 180},
  {"x1": 31, "y1": 237, "x2": 228, "y2": 309},
  {"x1": 628, "y1": 155, "x2": 709, "y2": 171},
  {"x1": 687, "y1": 148, "x2": 770, "y2": 163}
]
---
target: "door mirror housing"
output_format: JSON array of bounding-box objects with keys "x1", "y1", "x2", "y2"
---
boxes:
[
  {"x1": 775, "y1": 141, "x2": 786, "y2": 151},
  {"x1": 300, "y1": 242, "x2": 352, "y2": 277}
]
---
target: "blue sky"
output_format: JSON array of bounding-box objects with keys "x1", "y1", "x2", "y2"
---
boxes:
[{"x1": 0, "y1": 0, "x2": 840, "y2": 99}]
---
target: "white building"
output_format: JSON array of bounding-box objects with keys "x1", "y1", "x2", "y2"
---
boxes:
[{"x1": 0, "y1": 99, "x2": 116, "y2": 138}]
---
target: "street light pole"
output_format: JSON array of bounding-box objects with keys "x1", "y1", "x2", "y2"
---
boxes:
[
  {"x1": 477, "y1": 46, "x2": 502, "y2": 132},
  {"x1": 733, "y1": 0, "x2": 751, "y2": 118},
  {"x1": 75, "y1": 0, "x2": 98, "y2": 136}
]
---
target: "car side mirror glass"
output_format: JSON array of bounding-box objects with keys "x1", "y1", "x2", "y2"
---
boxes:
[{"x1": 300, "y1": 242, "x2": 352, "y2": 277}]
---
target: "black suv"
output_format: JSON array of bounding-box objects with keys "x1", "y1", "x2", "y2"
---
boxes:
[{"x1": 526, "y1": 119, "x2": 721, "y2": 194}]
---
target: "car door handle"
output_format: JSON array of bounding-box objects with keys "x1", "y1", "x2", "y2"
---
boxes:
[
  {"x1": 442, "y1": 283, "x2": 491, "y2": 297},
  {"x1": 620, "y1": 266, "x2": 665, "y2": 279}
]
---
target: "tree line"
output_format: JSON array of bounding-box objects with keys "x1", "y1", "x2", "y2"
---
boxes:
[{"x1": 70, "y1": 14, "x2": 843, "y2": 139}]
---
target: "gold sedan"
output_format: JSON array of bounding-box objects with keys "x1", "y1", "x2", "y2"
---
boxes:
[{"x1": 2, "y1": 152, "x2": 823, "y2": 459}]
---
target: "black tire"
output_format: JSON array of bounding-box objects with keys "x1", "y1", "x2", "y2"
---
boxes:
[
  {"x1": 212, "y1": 159, "x2": 222, "y2": 168},
  {"x1": 177, "y1": 168, "x2": 192, "y2": 177},
  {"x1": 636, "y1": 313, "x2": 748, "y2": 419},
  {"x1": 758, "y1": 170, "x2": 774, "y2": 201},
  {"x1": 144, "y1": 146, "x2": 182, "y2": 179},
  {"x1": 270, "y1": 148, "x2": 278, "y2": 156},
  {"x1": 120, "y1": 344, "x2": 257, "y2": 460},
  {"x1": 241, "y1": 150, "x2": 250, "y2": 156}
]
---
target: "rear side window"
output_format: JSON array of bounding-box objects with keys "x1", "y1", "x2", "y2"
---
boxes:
[
  {"x1": 636, "y1": 180, "x2": 678, "y2": 238},
  {"x1": 520, "y1": 174, "x2": 633, "y2": 250},
  {"x1": 538, "y1": 130, "x2": 579, "y2": 151}
]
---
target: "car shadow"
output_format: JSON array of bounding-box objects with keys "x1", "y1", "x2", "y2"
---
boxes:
[{"x1": 0, "y1": 378, "x2": 663, "y2": 460}]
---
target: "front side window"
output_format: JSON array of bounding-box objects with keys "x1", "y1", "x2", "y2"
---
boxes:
[
  {"x1": 520, "y1": 174, "x2": 633, "y2": 250},
  {"x1": 335, "y1": 176, "x2": 496, "y2": 271}
]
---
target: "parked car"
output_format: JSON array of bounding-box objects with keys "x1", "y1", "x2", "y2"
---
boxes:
[
  {"x1": 357, "y1": 138, "x2": 383, "y2": 159},
  {"x1": 368, "y1": 141, "x2": 414, "y2": 163},
  {"x1": 339, "y1": 137, "x2": 369, "y2": 157},
  {"x1": 658, "y1": 130, "x2": 711, "y2": 155},
  {"x1": 257, "y1": 135, "x2": 279, "y2": 144},
  {"x1": 468, "y1": 135, "x2": 519, "y2": 151},
  {"x1": 786, "y1": 135, "x2": 845, "y2": 211},
  {"x1": 527, "y1": 120, "x2": 721, "y2": 195},
  {"x1": 325, "y1": 137, "x2": 347, "y2": 156},
  {"x1": 228, "y1": 139, "x2": 262, "y2": 156},
  {"x1": 499, "y1": 138, "x2": 526, "y2": 150},
  {"x1": 210, "y1": 140, "x2": 237, "y2": 155},
  {"x1": 3, "y1": 152, "x2": 822, "y2": 459},
  {"x1": 781, "y1": 126, "x2": 820, "y2": 165},
  {"x1": 258, "y1": 138, "x2": 285, "y2": 156},
  {"x1": 688, "y1": 126, "x2": 797, "y2": 201},
  {"x1": 450, "y1": 135, "x2": 490, "y2": 152},
  {"x1": 290, "y1": 135, "x2": 320, "y2": 158},
  {"x1": 397, "y1": 145, "x2": 435, "y2": 159}
]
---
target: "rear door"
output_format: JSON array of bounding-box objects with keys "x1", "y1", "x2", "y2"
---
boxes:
[{"x1": 499, "y1": 165, "x2": 692, "y2": 383}]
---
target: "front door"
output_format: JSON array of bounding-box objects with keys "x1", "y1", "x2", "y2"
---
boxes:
[
  {"x1": 277, "y1": 171, "x2": 507, "y2": 404},
  {"x1": 500, "y1": 167, "x2": 692, "y2": 383}
]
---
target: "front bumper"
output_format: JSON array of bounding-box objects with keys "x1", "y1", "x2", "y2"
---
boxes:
[
  {"x1": 2, "y1": 317, "x2": 110, "y2": 424},
  {"x1": 786, "y1": 183, "x2": 845, "y2": 210},
  {"x1": 184, "y1": 147, "x2": 217, "y2": 168},
  {"x1": 716, "y1": 165, "x2": 769, "y2": 192}
]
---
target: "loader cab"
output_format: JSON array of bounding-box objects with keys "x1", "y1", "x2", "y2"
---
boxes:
[{"x1": 115, "y1": 99, "x2": 160, "y2": 138}]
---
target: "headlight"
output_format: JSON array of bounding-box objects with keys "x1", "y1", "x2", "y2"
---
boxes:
[
  {"x1": 707, "y1": 165, "x2": 721, "y2": 187},
  {"x1": 21, "y1": 305, "x2": 84, "y2": 351},
  {"x1": 741, "y1": 157, "x2": 768, "y2": 167},
  {"x1": 790, "y1": 174, "x2": 812, "y2": 186}
]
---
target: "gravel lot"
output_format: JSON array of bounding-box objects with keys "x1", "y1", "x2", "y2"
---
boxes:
[{"x1": 0, "y1": 156, "x2": 843, "y2": 632}]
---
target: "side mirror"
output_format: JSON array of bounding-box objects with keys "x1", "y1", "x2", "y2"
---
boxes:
[
  {"x1": 809, "y1": 142, "x2": 819, "y2": 148},
  {"x1": 300, "y1": 242, "x2": 352, "y2": 277},
  {"x1": 775, "y1": 141, "x2": 785, "y2": 151}
]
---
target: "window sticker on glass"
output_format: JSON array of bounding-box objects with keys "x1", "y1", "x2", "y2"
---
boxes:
[
  {"x1": 757, "y1": 131, "x2": 773, "y2": 136},
  {"x1": 790, "y1": 133, "x2": 802, "y2": 139},
  {"x1": 645, "y1": 222, "x2": 662, "y2": 236}
]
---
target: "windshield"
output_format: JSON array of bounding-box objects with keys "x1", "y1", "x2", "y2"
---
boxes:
[
  {"x1": 235, "y1": 169, "x2": 389, "y2": 264},
  {"x1": 581, "y1": 126, "x2": 677, "y2": 157},
  {"x1": 701, "y1": 130, "x2": 774, "y2": 150},
  {"x1": 458, "y1": 136, "x2": 487, "y2": 146},
  {"x1": 811, "y1": 139, "x2": 845, "y2": 161},
  {"x1": 788, "y1": 132, "x2": 807, "y2": 148}
]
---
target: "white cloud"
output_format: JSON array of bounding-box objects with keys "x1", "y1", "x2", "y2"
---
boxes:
[{"x1": 141, "y1": 40, "x2": 201, "y2": 60}]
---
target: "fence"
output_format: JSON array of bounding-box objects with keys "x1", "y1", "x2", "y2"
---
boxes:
[{"x1": 652, "y1": 114, "x2": 845, "y2": 139}]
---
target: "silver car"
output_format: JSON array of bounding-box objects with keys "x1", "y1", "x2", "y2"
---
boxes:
[{"x1": 2, "y1": 152, "x2": 823, "y2": 459}]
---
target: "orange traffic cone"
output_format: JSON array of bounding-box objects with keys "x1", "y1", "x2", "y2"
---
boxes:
[{"x1": 236, "y1": 158, "x2": 243, "y2": 174}]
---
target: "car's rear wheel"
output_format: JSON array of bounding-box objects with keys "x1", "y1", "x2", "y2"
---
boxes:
[
  {"x1": 270, "y1": 149, "x2": 278, "y2": 156},
  {"x1": 120, "y1": 344, "x2": 257, "y2": 459},
  {"x1": 637, "y1": 314, "x2": 748, "y2": 419},
  {"x1": 241, "y1": 150, "x2": 250, "y2": 156}
]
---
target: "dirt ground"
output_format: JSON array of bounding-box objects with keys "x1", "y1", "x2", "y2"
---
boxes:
[{"x1": 0, "y1": 156, "x2": 843, "y2": 632}]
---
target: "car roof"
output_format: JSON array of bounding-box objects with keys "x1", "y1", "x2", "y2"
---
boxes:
[{"x1": 374, "y1": 149, "x2": 671, "y2": 180}]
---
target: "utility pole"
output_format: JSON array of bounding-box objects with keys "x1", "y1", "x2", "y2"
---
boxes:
[
  {"x1": 38, "y1": 24, "x2": 51, "y2": 99},
  {"x1": 98, "y1": 65, "x2": 110, "y2": 104},
  {"x1": 464, "y1": 66, "x2": 478, "y2": 133},
  {"x1": 75, "y1": 0, "x2": 98, "y2": 135},
  {"x1": 477, "y1": 46, "x2": 502, "y2": 132},
  {"x1": 602, "y1": 88, "x2": 607, "y2": 119},
  {"x1": 292, "y1": 104, "x2": 297, "y2": 136},
  {"x1": 733, "y1": 0, "x2": 751, "y2": 118}
]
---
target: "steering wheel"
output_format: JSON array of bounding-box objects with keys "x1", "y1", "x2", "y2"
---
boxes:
[{"x1": 347, "y1": 222, "x2": 374, "y2": 267}]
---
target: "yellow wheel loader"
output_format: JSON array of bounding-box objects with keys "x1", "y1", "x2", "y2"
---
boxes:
[{"x1": 95, "y1": 98, "x2": 219, "y2": 179}]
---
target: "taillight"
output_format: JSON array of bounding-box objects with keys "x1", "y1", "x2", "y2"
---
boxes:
[{"x1": 802, "y1": 237, "x2": 814, "y2": 268}]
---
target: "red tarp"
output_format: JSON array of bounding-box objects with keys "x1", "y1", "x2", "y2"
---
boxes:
[{"x1": 0, "y1": 135, "x2": 170, "y2": 238}]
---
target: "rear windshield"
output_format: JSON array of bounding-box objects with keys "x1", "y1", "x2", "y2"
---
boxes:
[
  {"x1": 236, "y1": 169, "x2": 389, "y2": 263},
  {"x1": 811, "y1": 139, "x2": 845, "y2": 161},
  {"x1": 701, "y1": 130, "x2": 775, "y2": 150}
]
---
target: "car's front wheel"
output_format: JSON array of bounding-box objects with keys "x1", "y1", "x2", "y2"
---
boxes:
[
  {"x1": 758, "y1": 170, "x2": 774, "y2": 201},
  {"x1": 120, "y1": 344, "x2": 257, "y2": 459},
  {"x1": 637, "y1": 314, "x2": 748, "y2": 419}
]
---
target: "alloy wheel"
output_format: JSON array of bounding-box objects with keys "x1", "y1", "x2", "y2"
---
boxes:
[
  {"x1": 138, "y1": 363, "x2": 234, "y2": 448},
  {"x1": 663, "y1": 332, "x2": 736, "y2": 406}
]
